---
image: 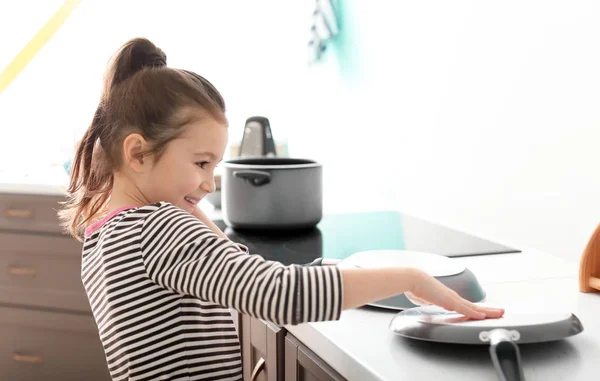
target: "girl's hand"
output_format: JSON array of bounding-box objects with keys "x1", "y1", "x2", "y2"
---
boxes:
[{"x1": 407, "y1": 270, "x2": 504, "y2": 320}]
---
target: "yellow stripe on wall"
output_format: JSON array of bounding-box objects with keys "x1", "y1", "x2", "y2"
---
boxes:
[{"x1": 0, "y1": 0, "x2": 82, "y2": 94}]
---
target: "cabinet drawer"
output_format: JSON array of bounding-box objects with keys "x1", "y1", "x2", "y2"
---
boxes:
[
  {"x1": 0, "y1": 232, "x2": 81, "y2": 258},
  {"x1": 241, "y1": 314, "x2": 284, "y2": 381},
  {"x1": 0, "y1": 232, "x2": 88, "y2": 312},
  {"x1": 285, "y1": 334, "x2": 345, "y2": 381},
  {"x1": 0, "y1": 193, "x2": 66, "y2": 234},
  {"x1": 0, "y1": 306, "x2": 111, "y2": 381}
]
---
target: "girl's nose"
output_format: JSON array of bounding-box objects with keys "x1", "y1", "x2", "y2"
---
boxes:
[{"x1": 200, "y1": 177, "x2": 216, "y2": 194}]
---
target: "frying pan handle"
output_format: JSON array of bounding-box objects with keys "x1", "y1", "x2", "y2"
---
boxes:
[
  {"x1": 480, "y1": 329, "x2": 525, "y2": 381},
  {"x1": 303, "y1": 258, "x2": 342, "y2": 267},
  {"x1": 233, "y1": 170, "x2": 271, "y2": 186}
]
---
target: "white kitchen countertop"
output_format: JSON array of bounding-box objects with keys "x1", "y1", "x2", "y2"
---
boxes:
[{"x1": 286, "y1": 249, "x2": 600, "y2": 380}]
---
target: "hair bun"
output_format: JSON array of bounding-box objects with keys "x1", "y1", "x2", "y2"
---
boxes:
[
  {"x1": 146, "y1": 53, "x2": 167, "y2": 67},
  {"x1": 105, "y1": 38, "x2": 167, "y2": 90}
]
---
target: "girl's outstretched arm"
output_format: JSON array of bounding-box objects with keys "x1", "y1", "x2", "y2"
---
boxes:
[{"x1": 340, "y1": 267, "x2": 504, "y2": 320}]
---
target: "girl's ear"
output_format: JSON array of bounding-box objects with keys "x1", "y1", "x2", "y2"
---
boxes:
[{"x1": 122, "y1": 133, "x2": 149, "y2": 173}]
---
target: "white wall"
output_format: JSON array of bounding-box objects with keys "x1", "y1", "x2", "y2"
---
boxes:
[
  {"x1": 2, "y1": 1, "x2": 598, "y2": 261},
  {"x1": 289, "y1": 0, "x2": 600, "y2": 262},
  {"x1": 0, "y1": 0, "x2": 309, "y2": 169}
]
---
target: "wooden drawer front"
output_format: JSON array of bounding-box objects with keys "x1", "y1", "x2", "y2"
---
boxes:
[
  {"x1": 0, "y1": 193, "x2": 66, "y2": 234},
  {"x1": 241, "y1": 315, "x2": 284, "y2": 381},
  {"x1": 0, "y1": 306, "x2": 111, "y2": 381},
  {"x1": 0, "y1": 232, "x2": 81, "y2": 258},
  {"x1": 0, "y1": 233, "x2": 88, "y2": 312},
  {"x1": 285, "y1": 334, "x2": 345, "y2": 381}
]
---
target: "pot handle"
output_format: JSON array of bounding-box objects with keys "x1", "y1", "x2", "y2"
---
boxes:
[
  {"x1": 233, "y1": 170, "x2": 272, "y2": 186},
  {"x1": 480, "y1": 329, "x2": 525, "y2": 381}
]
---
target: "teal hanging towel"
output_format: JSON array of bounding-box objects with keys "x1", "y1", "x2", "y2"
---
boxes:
[{"x1": 308, "y1": 0, "x2": 340, "y2": 64}]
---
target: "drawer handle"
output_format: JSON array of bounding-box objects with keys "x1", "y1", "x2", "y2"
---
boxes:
[
  {"x1": 5, "y1": 208, "x2": 34, "y2": 219},
  {"x1": 250, "y1": 357, "x2": 266, "y2": 381},
  {"x1": 8, "y1": 266, "x2": 38, "y2": 276},
  {"x1": 12, "y1": 353, "x2": 44, "y2": 363}
]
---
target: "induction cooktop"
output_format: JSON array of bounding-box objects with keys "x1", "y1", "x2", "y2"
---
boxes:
[{"x1": 213, "y1": 211, "x2": 520, "y2": 266}]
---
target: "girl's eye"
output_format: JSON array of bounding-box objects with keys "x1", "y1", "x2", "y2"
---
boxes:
[{"x1": 196, "y1": 161, "x2": 209, "y2": 169}]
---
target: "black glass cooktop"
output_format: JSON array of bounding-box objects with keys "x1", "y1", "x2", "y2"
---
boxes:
[{"x1": 213, "y1": 211, "x2": 520, "y2": 266}]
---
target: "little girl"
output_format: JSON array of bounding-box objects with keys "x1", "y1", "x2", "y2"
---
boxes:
[{"x1": 60, "y1": 38, "x2": 503, "y2": 381}]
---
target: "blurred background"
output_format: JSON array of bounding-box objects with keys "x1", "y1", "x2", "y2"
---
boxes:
[{"x1": 1, "y1": 0, "x2": 599, "y2": 262}]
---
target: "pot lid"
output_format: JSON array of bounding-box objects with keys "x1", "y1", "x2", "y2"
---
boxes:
[
  {"x1": 223, "y1": 157, "x2": 321, "y2": 169},
  {"x1": 341, "y1": 250, "x2": 466, "y2": 277}
]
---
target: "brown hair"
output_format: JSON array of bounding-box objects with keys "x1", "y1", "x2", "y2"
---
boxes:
[{"x1": 60, "y1": 37, "x2": 226, "y2": 241}]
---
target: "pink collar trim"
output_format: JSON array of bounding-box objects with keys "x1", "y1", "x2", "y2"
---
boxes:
[{"x1": 84, "y1": 206, "x2": 136, "y2": 237}]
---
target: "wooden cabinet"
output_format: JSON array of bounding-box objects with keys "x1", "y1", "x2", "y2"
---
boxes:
[
  {"x1": 241, "y1": 314, "x2": 285, "y2": 381},
  {"x1": 284, "y1": 334, "x2": 345, "y2": 381},
  {"x1": 0, "y1": 193, "x2": 66, "y2": 234},
  {"x1": 239, "y1": 313, "x2": 346, "y2": 381},
  {"x1": 0, "y1": 191, "x2": 111, "y2": 380},
  {"x1": 0, "y1": 231, "x2": 88, "y2": 312},
  {"x1": 0, "y1": 306, "x2": 110, "y2": 381}
]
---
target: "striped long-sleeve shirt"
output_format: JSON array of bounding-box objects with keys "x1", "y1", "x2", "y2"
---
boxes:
[{"x1": 81, "y1": 202, "x2": 343, "y2": 381}]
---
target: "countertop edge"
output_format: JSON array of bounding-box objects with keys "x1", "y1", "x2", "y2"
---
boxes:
[
  {"x1": 285, "y1": 320, "x2": 385, "y2": 381},
  {"x1": 0, "y1": 182, "x2": 67, "y2": 196}
]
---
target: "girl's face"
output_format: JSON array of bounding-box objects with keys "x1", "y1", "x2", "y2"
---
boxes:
[{"x1": 137, "y1": 111, "x2": 228, "y2": 213}]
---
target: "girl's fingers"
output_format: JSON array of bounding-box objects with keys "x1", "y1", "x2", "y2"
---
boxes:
[
  {"x1": 452, "y1": 300, "x2": 486, "y2": 319},
  {"x1": 452, "y1": 297, "x2": 504, "y2": 320},
  {"x1": 405, "y1": 292, "x2": 431, "y2": 306},
  {"x1": 446, "y1": 291, "x2": 488, "y2": 319},
  {"x1": 411, "y1": 272, "x2": 504, "y2": 320},
  {"x1": 471, "y1": 303, "x2": 505, "y2": 318}
]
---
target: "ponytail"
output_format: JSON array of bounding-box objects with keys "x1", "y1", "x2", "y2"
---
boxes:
[{"x1": 59, "y1": 104, "x2": 112, "y2": 240}]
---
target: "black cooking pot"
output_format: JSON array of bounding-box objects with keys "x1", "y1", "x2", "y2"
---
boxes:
[{"x1": 221, "y1": 157, "x2": 323, "y2": 230}]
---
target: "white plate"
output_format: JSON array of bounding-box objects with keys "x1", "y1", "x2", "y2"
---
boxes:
[{"x1": 341, "y1": 250, "x2": 466, "y2": 277}]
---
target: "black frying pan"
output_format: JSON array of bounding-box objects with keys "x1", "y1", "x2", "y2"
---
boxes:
[{"x1": 389, "y1": 306, "x2": 584, "y2": 381}]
